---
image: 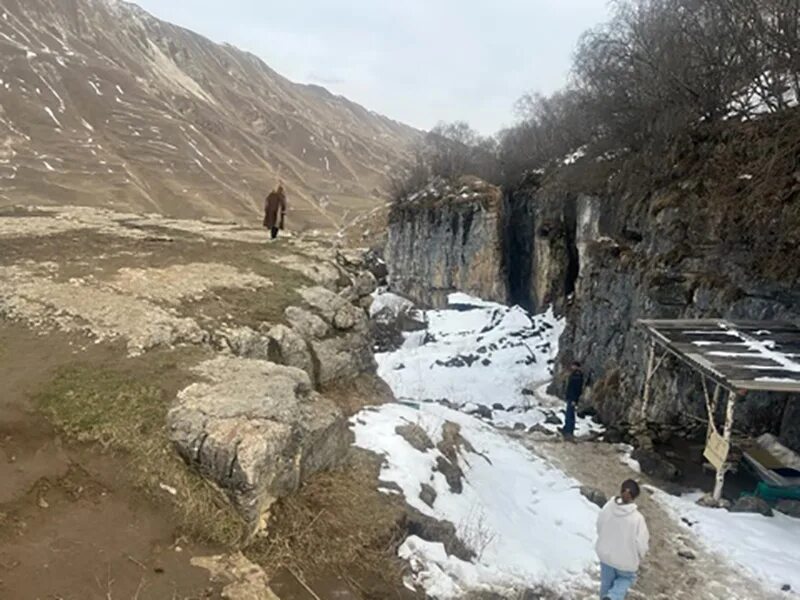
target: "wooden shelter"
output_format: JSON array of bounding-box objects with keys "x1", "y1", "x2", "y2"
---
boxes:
[{"x1": 636, "y1": 319, "x2": 800, "y2": 501}]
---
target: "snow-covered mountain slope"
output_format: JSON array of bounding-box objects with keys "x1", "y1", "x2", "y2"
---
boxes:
[{"x1": 0, "y1": 0, "x2": 420, "y2": 227}]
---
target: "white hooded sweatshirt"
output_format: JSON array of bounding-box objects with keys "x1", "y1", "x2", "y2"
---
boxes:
[{"x1": 595, "y1": 497, "x2": 650, "y2": 572}]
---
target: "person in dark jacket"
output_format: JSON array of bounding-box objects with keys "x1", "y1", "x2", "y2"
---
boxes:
[
  {"x1": 263, "y1": 184, "x2": 287, "y2": 240},
  {"x1": 561, "y1": 361, "x2": 584, "y2": 440}
]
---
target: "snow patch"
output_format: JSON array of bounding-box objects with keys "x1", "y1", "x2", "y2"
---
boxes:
[
  {"x1": 377, "y1": 297, "x2": 566, "y2": 412},
  {"x1": 655, "y1": 489, "x2": 800, "y2": 595},
  {"x1": 353, "y1": 294, "x2": 606, "y2": 596},
  {"x1": 43, "y1": 107, "x2": 61, "y2": 127},
  {"x1": 352, "y1": 401, "x2": 598, "y2": 597},
  {"x1": 562, "y1": 146, "x2": 587, "y2": 165}
]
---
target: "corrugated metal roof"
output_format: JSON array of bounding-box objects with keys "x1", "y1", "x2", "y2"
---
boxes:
[{"x1": 637, "y1": 319, "x2": 800, "y2": 393}]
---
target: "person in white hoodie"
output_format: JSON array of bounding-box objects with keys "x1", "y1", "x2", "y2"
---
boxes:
[{"x1": 595, "y1": 479, "x2": 650, "y2": 600}]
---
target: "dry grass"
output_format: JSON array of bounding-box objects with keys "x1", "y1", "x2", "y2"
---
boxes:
[
  {"x1": 322, "y1": 374, "x2": 396, "y2": 417},
  {"x1": 247, "y1": 451, "x2": 415, "y2": 599},
  {"x1": 185, "y1": 283, "x2": 305, "y2": 330},
  {"x1": 35, "y1": 352, "x2": 246, "y2": 547}
]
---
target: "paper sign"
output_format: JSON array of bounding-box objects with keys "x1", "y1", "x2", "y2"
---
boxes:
[{"x1": 704, "y1": 430, "x2": 730, "y2": 470}]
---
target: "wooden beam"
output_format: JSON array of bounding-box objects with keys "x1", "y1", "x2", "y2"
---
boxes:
[
  {"x1": 704, "y1": 380, "x2": 721, "y2": 438},
  {"x1": 712, "y1": 390, "x2": 739, "y2": 502},
  {"x1": 636, "y1": 318, "x2": 800, "y2": 394},
  {"x1": 729, "y1": 379, "x2": 800, "y2": 393}
]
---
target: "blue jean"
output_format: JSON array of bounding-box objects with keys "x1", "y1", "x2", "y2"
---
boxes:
[
  {"x1": 600, "y1": 562, "x2": 636, "y2": 600},
  {"x1": 563, "y1": 401, "x2": 576, "y2": 435}
]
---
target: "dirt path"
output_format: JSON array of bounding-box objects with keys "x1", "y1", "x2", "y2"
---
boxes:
[
  {"x1": 0, "y1": 212, "x2": 414, "y2": 600},
  {"x1": 0, "y1": 323, "x2": 222, "y2": 600},
  {"x1": 516, "y1": 433, "x2": 782, "y2": 600}
]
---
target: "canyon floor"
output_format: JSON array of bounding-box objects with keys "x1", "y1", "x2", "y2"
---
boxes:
[{"x1": 1, "y1": 206, "x2": 799, "y2": 600}]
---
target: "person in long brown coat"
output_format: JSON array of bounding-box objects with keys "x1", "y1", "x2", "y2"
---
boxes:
[{"x1": 263, "y1": 185, "x2": 287, "y2": 240}]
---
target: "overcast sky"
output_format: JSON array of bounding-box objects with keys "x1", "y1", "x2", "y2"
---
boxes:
[{"x1": 133, "y1": 1, "x2": 611, "y2": 134}]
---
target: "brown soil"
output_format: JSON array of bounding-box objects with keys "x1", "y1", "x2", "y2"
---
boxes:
[
  {"x1": 0, "y1": 323, "x2": 222, "y2": 600},
  {"x1": 0, "y1": 210, "x2": 420, "y2": 599},
  {"x1": 249, "y1": 450, "x2": 422, "y2": 600}
]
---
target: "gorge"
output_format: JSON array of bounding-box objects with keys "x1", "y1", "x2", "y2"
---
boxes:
[{"x1": 385, "y1": 112, "x2": 800, "y2": 454}]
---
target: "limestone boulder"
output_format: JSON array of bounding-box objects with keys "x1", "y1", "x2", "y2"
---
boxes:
[
  {"x1": 776, "y1": 499, "x2": 800, "y2": 518},
  {"x1": 285, "y1": 306, "x2": 330, "y2": 339},
  {"x1": 730, "y1": 496, "x2": 773, "y2": 517},
  {"x1": 213, "y1": 326, "x2": 271, "y2": 360},
  {"x1": 167, "y1": 357, "x2": 349, "y2": 533},
  {"x1": 333, "y1": 302, "x2": 362, "y2": 331},
  {"x1": 350, "y1": 270, "x2": 379, "y2": 300},
  {"x1": 310, "y1": 334, "x2": 376, "y2": 385},
  {"x1": 396, "y1": 423, "x2": 434, "y2": 452},
  {"x1": 631, "y1": 447, "x2": 681, "y2": 481},
  {"x1": 300, "y1": 286, "x2": 356, "y2": 324},
  {"x1": 337, "y1": 248, "x2": 388, "y2": 286},
  {"x1": 266, "y1": 324, "x2": 313, "y2": 375},
  {"x1": 580, "y1": 486, "x2": 608, "y2": 508},
  {"x1": 284, "y1": 286, "x2": 376, "y2": 386},
  {"x1": 419, "y1": 483, "x2": 437, "y2": 508}
]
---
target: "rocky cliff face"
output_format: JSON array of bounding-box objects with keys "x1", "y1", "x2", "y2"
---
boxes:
[
  {"x1": 518, "y1": 118, "x2": 800, "y2": 451},
  {"x1": 384, "y1": 115, "x2": 800, "y2": 451},
  {"x1": 385, "y1": 177, "x2": 506, "y2": 308},
  {"x1": 0, "y1": 0, "x2": 420, "y2": 227}
]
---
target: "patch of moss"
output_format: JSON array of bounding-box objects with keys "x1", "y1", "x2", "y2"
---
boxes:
[
  {"x1": 35, "y1": 354, "x2": 245, "y2": 547},
  {"x1": 185, "y1": 275, "x2": 307, "y2": 330}
]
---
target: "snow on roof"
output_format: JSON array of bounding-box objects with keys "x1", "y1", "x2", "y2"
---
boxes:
[{"x1": 638, "y1": 319, "x2": 800, "y2": 393}]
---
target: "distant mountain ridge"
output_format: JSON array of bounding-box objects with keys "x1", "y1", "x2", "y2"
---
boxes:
[{"x1": 0, "y1": 0, "x2": 421, "y2": 228}]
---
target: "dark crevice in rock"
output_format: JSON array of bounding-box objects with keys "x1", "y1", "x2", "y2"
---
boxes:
[
  {"x1": 462, "y1": 209, "x2": 475, "y2": 246},
  {"x1": 228, "y1": 440, "x2": 243, "y2": 480},
  {"x1": 501, "y1": 189, "x2": 536, "y2": 311},
  {"x1": 194, "y1": 432, "x2": 209, "y2": 464},
  {"x1": 563, "y1": 196, "x2": 580, "y2": 299}
]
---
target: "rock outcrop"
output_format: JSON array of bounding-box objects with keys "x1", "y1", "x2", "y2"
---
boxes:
[
  {"x1": 383, "y1": 115, "x2": 800, "y2": 451},
  {"x1": 290, "y1": 285, "x2": 377, "y2": 386},
  {"x1": 386, "y1": 177, "x2": 506, "y2": 307},
  {"x1": 210, "y1": 246, "x2": 380, "y2": 388},
  {"x1": 168, "y1": 357, "x2": 349, "y2": 534},
  {"x1": 527, "y1": 158, "x2": 800, "y2": 449},
  {"x1": 192, "y1": 553, "x2": 281, "y2": 600}
]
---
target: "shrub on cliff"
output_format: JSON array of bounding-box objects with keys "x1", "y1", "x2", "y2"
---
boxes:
[{"x1": 388, "y1": 121, "x2": 500, "y2": 202}]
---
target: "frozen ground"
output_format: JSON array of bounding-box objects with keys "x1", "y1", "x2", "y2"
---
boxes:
[
  {"x1": 353, "y1": 401, "x2": 598, "y2": 598},
  {"x1": 353, "y1": 292, "x2": 796, "y2": 599},
  {"x1": 375, "y1": 294, "x2": 602, "y2": 437},
  {"x1": 353, "y1": 294, "x2": 603, "y2": 597},
  {"x1": 654, "y1": 489, "x2": 800, "y2": 596}
]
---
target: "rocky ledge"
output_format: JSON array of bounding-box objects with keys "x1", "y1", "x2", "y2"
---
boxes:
[{"x1": 168, "y1": 357, "x2": 349, "y2": 535}]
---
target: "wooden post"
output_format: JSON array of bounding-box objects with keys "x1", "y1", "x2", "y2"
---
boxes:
[
  {"x1": 640, "y1": 341, "x2": 656, "y2": 421},
  {"x1": 712, "y1": 390, "x2": 738, "y2": 502},
  {"x1": 705, "y1": 383, "x2": 721, "y2": 437}
]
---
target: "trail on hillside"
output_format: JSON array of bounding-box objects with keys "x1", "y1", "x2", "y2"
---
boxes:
[
  {"x1": 358, "y1": 292, "x2": 793, "y2": 600},
  {"x1": 523, "y1": 434, "x2": 779, "y2": 600}
]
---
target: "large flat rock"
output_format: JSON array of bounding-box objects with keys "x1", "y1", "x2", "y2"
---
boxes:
[{"x1": 167, "y1": 356, "x2": 349, "y2": 533}]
